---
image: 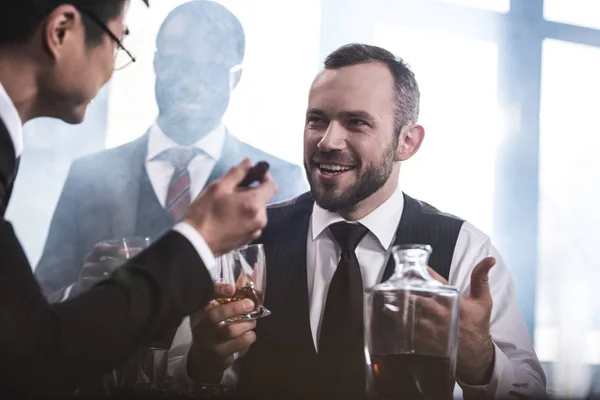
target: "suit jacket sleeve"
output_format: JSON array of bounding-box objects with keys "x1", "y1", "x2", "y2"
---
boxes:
[
  {"x1": 35, "y1": 163, "x2": 86, "y2": 297},
  {"x1": 0, "y1": 219, "x2": 213, "y2": 396}
]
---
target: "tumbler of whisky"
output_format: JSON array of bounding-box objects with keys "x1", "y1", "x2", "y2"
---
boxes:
[{"x1": 210, "y1": 244, "x2": 271, "y2": 324}]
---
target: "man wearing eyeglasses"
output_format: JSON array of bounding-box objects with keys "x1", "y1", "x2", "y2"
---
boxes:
[
  {"x1": 0, "y1": 0, "x2": 277, "y2": 396},
  {"x1": 35, "y1": 0, "x2": 306, "y2": 301}
]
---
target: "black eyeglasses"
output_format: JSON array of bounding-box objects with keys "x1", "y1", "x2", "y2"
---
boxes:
[{"x1": 78, "y1": 9, "x2": 136, "y2": 70}]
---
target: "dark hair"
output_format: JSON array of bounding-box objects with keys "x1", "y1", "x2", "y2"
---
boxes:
[
  {"x1": 0, "y1": 0, "x2": 127, "y2": 47},
  {"x1": 324, "y1": 43, "x2": 420, "y2": 134},
  {"x1": 156, "y1": 0, "x2": 245, "y2": 67}
]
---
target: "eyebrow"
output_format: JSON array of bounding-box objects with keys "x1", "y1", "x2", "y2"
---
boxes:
[
  {"x1": 342, "y1": 110, "x2": 376, "y2": 123},
  {"x1": 306, "y1": 108, "x2": 328, "y2": 118},
  {"x1": 306, "y1": 108, "x2": 375, "y2": 120}
]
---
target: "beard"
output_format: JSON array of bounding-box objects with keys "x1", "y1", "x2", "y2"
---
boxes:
[{"x1": 304, "y1": 136, "x2": 398, "y2": 213}]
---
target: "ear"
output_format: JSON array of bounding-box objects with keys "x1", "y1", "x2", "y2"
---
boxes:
[
  {"x1": 44, "y1": 5, "x2": 80, "y2": 60},
  {"x1": 229, "y1": 65, "x2": 243, "y2": 92},
  {"x1": 396, "y1": 123, "x2": 425, "y2": 162}
]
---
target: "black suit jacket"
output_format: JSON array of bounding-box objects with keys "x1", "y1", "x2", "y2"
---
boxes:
[
  {"x1": 0, "y1": 118, "x2": 214, "y2": 396},
  {"x1": 236, "y1": 192, "x2": 464, "y2": 400},
  {"x1": 35, "y1": 130, "x2": 307, "y2": 298}
]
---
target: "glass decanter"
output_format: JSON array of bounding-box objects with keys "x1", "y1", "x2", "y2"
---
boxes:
[{"x1": 364, "y1": 244, "x2": 459, "y2": 400}]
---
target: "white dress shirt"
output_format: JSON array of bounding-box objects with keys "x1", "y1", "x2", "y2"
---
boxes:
[
  {"x1": 145, "y1": 121, "x2": 226, "y2": 207},
  {"x1": 0, "y1": 81, "x2": 216, "y2": 276},
  {"x1": 169, "y1": 185, "x2": 547, "y2": 399}
]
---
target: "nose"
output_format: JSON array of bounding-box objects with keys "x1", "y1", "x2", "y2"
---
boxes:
[{"x1": 317, "y1": 120, "x2": 347, "y2": 152}]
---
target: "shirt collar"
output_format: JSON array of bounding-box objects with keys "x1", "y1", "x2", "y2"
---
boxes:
[
  {"x1": 311, "y1": 185, "x2": 405, "y2": 251},
  {"x1": 0, "y1": 81, "x2": 23, "y2": 158},
  {"x1": 146, "y1": 120, "x2": 226, "y2": 162}
]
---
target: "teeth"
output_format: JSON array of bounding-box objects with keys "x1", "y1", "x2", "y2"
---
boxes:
[{"x1": 319, "y1": 163, "x2": 352, "y2": 172}]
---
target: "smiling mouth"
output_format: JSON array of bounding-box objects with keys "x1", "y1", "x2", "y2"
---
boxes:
[{"x1": 317, "y1": 163, "x2": 355, "y2": 176}]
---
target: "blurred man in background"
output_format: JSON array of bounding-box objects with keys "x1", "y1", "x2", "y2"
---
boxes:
[{"x1": 35, "y1": 0, "x2": 306, "y2": 300}]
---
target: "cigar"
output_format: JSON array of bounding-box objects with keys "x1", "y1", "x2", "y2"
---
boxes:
[{"x1": 238, "y1": 161, "x2": 270, "y2": 188}]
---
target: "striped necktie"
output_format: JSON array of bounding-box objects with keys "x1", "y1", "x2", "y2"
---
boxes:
[{"x1": 154, "y1": 147, "x2": 202, "y2": 222}]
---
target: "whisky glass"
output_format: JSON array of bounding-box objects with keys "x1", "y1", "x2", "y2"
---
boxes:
[{"x1": 210, "y1": 244, "x2": 270, "y2": 324}]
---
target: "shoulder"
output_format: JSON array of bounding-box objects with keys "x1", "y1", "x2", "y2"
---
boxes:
[
  {"x1": 264, "y1": 192, "x2": 313, "y2": 225},
  {"x1": 404, "y1": 193, "x2": 464, "y2": 224},
  {"x1": 230, "y1": 136, "x2": 301, "y2": 172},
  {"x1": 67, "y1": 136, "x2": 145, "y2": 181},
  {"x1": 267, "y1": 192, "x2": 313, "y2": 210}
]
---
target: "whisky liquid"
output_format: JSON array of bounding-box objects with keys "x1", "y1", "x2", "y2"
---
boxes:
[
  {"x1": 370, "y1": 353, "x2": 454, "y2": 399},
  {"x1": 213, "y1": 284, "x2": 263, "y2": 312}
]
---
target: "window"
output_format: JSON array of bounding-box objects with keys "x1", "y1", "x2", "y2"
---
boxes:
[
  {"x1": 536, "y1": 38, "x2": 600, "y2": 393},
  {"x1": 374, "y1": 24, "x2": 501, "y2": 235},
  {"x1": 544, "y1": 0, "x2": 600, "y2": 30},
  {"x1": 437, "y1": 0, "x2": 509, "y2": 13}
]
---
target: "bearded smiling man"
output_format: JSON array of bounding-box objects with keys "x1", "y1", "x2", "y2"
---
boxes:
[{"x1": 167, "y1": 43, "x2": 547, "y2": 400}]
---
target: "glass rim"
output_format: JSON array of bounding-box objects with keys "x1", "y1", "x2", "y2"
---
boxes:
[
  {"x1": 235, "y1": 243, "x2": 264, "y2": 251},
  {"x1": 99, "y1": 236, "x2": 151, "y2": 245},
  {"x1": 391, "y1": 244, "x2": 432, "y2": 253}
]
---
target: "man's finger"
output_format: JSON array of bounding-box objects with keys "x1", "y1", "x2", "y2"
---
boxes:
[
  {"x1": 80, "y1": 262, "x2": 113, "y2": 278},
  {"x1": 242, "y1": 172, "x2": 278, "y2": 207},
  {"x1": 427, "y1": 267, "x2": 449, "y2": 285},
  {"x1": 213, "y1": 331, "x2": 257, "y2": 358},
  {"x1": 83, "y1": 242, "x2": 120, "y2": 263},
  {"x1": 207, "y1": 300, "x2": 255, "y2": 325},
  {"x1": 213, "y1": 282, "x2": 236, "y2": 299},
  {"x1": 468, "y1": 256, "x2": 496, "y2": 301},
  {"x1": 219, "y1": 159, "x2": 253, "y2": 191},
  {"x1": 218, "y1": 320, "x2": 256, "y2": 340}
]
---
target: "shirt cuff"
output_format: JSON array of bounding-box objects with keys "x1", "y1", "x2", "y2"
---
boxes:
[
  {"x1": 61, "y1": 284, "x2": 74, "y2": 302},
  {"x1": 170, "y1": 347, "x2": 198, "y2": 387},
  {"x1": 170, "y1": 347, "x2": 242, "y2": 392},
  {"x1": 172, "y1": 222, "x2": 216, "y2": 271},
  {"x1": 459, "y1": 342, "x2": 511, "y2": 399}
]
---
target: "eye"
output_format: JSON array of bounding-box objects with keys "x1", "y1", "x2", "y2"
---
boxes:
[
  {"x1": 306, "y1": 115, "x2": 326, "y2": 125},
  {"x1": 349, "y1": 118, "x2": 367, "y2": 126}
]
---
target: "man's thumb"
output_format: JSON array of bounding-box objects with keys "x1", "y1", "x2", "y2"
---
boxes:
[
  {"x1": 220, "y1": 158, "x2": 252, "y2": 189},
  {"x1": 469, "y1": 256, "x2": 496, "y2": 301}
]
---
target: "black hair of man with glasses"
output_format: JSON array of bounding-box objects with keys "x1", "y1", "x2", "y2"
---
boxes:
[{"x1": 0, "y1": 0, "x2": 278, "y2": 396}]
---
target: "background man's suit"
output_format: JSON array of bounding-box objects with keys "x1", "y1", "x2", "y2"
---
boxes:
[
  {"x1": 0, "y1": 118, "x2": 214, "y2": 396},
  {"x1": 35, "y1": 129, "x2": 306, "y2": 298}
]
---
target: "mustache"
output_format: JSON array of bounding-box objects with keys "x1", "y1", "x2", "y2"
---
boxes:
[{"x1": 310, "y1": 150, "x2": 358, "y2": 166}]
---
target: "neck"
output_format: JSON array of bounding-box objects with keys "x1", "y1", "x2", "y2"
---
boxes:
[
  {"x1": 0, "y1": 49, "x2": 40, "y2": 124},
  {"x1": 338, "y1": 164, "x2": 401, "y2": 221},
  {"x1": 156, "y1": 114, "x2": 221, "y2": 146}
]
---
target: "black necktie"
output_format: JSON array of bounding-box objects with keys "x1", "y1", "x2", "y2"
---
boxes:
[{"x1": 319, "y1": 221, "x2": 370, "y2": 397}]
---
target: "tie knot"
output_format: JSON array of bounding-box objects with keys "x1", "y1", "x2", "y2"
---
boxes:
[
  {"x1": 154, "y1": 147, "x2": 203, "y2": 169},
  {"x1": 329, "y1": 222, "x2": 369, "y2": 253}
]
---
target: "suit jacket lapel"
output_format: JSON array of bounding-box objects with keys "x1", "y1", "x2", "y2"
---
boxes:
[
  {"x1": 107, "y1": 133, "x2": 148, "y2": 238},
  {"x1": 204, "y1": 130, "x2": 240, "y2": 188},
  {"x1": 381, "y1": 192, "x2": 418, "y2": 282},
  {"x1": 260, "y1": 194, "x2": 316, "y2": 357},
  {"x1": 0, "y1": 118, "x2": 17, "y2": 216}
]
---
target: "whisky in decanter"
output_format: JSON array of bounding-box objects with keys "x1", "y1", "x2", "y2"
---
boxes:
[{"x1": 364, "y1": 244, "x2": 459, "y2": 400}]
